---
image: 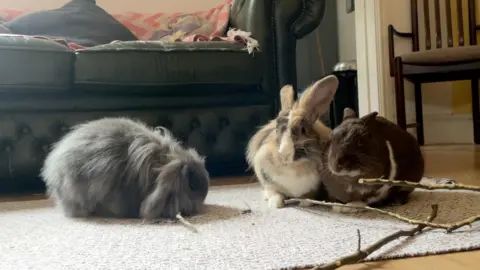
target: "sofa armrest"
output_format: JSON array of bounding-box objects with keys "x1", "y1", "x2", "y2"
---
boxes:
[{"x1": 230, "y1": 0, "x2": 326, "y2": 99}]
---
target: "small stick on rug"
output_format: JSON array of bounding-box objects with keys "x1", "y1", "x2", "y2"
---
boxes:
[
  {"x1": 176, "y1": 213, "x2": 199, "y2": 233},
  {"x1": 141, "y1": 213, "x2": 199, "y2": 233}
]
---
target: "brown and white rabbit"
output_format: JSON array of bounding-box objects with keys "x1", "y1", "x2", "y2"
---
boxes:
[
  {"x1": 324, "y1": 108, "x2": 425, "y2": 213},
  {"x1": 245, "y1": 75, "x2": 339, "y2": 209}
]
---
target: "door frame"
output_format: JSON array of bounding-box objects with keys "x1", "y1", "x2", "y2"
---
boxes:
[{"x1": 355, "y1": 0, "x2": 389, "y2": 118}]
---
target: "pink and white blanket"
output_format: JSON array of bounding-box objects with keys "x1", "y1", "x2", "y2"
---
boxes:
[{"x1": 0, "y1": 1, "x2": 259, "y2": 53}]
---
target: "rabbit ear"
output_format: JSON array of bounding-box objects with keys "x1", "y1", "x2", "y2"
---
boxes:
[
  {"x1": 280, "y1": 84, "x2": 295, "y2": 112},
  {"x1": 140, "y1": 160, "x2": 184, "y2": 220},
  {"x1": 343, "y1": 107, "x2": 357, "y2": 120},
  {"x1": 297, "y1": 75, "x2": 339, "y2": 121},
  {"x1": 360, "y1": 111, "x2": 379, "y2": 125},
  {"x1": 140, "y1": 181, "x2": 170, "y2": 220}
]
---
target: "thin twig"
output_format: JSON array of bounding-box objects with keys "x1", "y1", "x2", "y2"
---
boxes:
[
  {"x1": 285, "y1": 198, "x2": 480, "y2": 232},
  {"x1": 309, "y1": 205, "x2": 439, "y2": 270},
  {"x1": 286, "y1": 199, "x2": 442, "y2": 230},
  {"x1": 358, "y1": 178, "x2": 480, "y2": 192},
  {"x1": 241, "y1": 202, "x2": 252, "y2": 214},
  {"x1": 176, "y1": 212, "x2": 199, "y2": 233},
  {"x1": 445, "y1": 215, "x2": 480, "y2": 232}
]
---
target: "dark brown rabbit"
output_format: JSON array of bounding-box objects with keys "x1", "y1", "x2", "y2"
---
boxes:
[{"x1": 323, "y1": 108, "x2": 425, "y2": 212}]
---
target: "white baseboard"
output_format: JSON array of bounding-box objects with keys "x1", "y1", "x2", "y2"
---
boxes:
[{"x1": 422, "y1": 114, "x2": 474, "y2": 145}]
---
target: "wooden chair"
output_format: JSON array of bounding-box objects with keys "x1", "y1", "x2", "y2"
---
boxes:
[{"x1": 388, "y1": 0, "x2": 480, "y2": 145}]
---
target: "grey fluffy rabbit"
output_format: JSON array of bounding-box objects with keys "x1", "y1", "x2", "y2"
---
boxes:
[{"x1": 41, "y1": 117, "x2": 210, "y2": 221}]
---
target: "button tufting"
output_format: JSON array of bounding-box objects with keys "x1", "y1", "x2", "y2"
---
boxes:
[
  {"x1": 16, "y1": 124, "x2": 32, "y2": 138},
  {"x1": 49, "y1": 121, "x2": 69, "y2": 138},
  {"x1": 190, "y1": 118, "x2": 201, "y2": 130},
  {"x1": 0, "y1": 139, "x2": 13, "y2": 152},
  {"x1": 33, "y1": 137, "x2": 51, "y2": 155},
  {"x1": 59, "y1": 124, "x2": 69, "y2": 133},
  {"x1": 42, "y1": 144, "x2": 50, "y2": 153},
  {"x1": 206, "y1": 134, "x2": 217, "y2": 144},
  {"x1": 219, "y1": 117, "x2": 230, "y2": 129}
]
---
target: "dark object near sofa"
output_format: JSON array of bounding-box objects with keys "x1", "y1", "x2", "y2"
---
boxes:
[
  {"x1": 0, "y1": 0, "x2": 327, "y2": 194},
  {"x1": 4, "y1": 0, "x2": 137, "y2": 47},
  {"x1": 388, "y1": 0, "x2": 480, "y2": 146}
]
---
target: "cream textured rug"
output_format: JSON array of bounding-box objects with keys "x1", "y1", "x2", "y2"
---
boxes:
[{"x1": 1, "y1": 178, "x2": 480, "y2": 270}]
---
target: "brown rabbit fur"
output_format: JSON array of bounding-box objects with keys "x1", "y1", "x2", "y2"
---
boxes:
[
  {"x1": 245, "y1": 75, "x2": 338, "y2": 209},
  {"x1": 324, "y1": 108, "x2": 425, "y2": 212}
]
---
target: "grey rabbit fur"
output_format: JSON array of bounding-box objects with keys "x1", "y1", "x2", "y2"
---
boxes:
[
  {"x1": 323, "y1": 108, "x2": 424, "y2": 212},
  {"x1": 41, "y1": 117, "x2": 210, "y2": 220}
]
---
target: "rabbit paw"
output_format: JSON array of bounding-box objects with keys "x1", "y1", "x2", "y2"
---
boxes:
[
  {"x1": 262, "y1": 188, "x2": 279, "y2": 201},
  {"x1": 332, "y1": 201, "x2": 367, "y2": 213},
  {"x1": 262, "y1": 189, "x2": 273, "y2": 201},
  {"x1": 268, "y1": 194, "x2": 285, "y2": 209}
]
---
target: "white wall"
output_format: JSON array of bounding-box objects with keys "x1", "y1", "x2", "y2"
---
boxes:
[
  {"x1": 336, "y1": 0, "x2": 357, "y2": 61},
  {"x1": 0, "y1": 0, "x2": 226, "y2": 13}
]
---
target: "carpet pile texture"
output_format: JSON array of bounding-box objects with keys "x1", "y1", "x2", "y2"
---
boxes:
[{"x1": 1, "y1": 177, "x2": 479, "y2": 270}]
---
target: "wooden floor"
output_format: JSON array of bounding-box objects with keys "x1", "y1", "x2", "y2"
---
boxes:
[{"x1": 1, "y1": 145, "x2": 480, "y2": 269}]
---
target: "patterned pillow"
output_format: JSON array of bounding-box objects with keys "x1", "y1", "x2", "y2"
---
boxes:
[
  {"x1": 112, "y1": 1, "x2": 231, "y2": 41},
  {"x1": 3, "y1": 0, "x2": 137, "y2": 47},
  {"x1": 0, "y1": 0, "x2": 232, "y2": 42},
  {"x1": 0, "y1": 8, "x2": 29, "y2": 22},
  {"x1": 0, "y1": 8, "x2": 25, "y2": 34}
]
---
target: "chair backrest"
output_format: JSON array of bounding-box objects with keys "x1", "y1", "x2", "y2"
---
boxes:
[{"x1": 410, "y1": 0, "x2": 478, "y2": 51}]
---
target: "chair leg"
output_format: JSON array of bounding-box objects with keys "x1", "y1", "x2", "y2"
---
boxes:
[
  {"x1": 414, "y1": 83, "x2": 424, "y2": 146},
  {"x1": 471, "y1": 79, "x2": 480, "y2": 144},
  {"x1": 394, "y1": 58, "x2": 407, "y2": 130}
]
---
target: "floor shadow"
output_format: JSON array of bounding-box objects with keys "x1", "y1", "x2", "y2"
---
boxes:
[{"x1": 79, "y1": 203, "x2": 248, "y2": 226}]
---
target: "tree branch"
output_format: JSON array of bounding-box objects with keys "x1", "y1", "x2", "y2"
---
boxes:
[
  {"x1": 285, "y1": 198, "x2": 480, "y2": 233},
  {"x1": 308, "y1": 205, "x2": 439, "y2": 270},
  {"x1": 358, "y1": 178, "x2": 480, "y2": 192},
  {"x1": 284, "y1": 179, "x2": 480, "y2": 269}
]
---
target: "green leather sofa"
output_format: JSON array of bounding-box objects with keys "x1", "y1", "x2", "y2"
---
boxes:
[{"x1": 0, "y1": 0, "x2": 326, "y2": 194}]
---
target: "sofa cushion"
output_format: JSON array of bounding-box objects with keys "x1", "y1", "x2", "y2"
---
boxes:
[
  {"x1": 3, "y1": 0, "x2": 137, "y2": 47},
  {"x1": 74, "y1": 41, "x2": 263, "y2": 93},
  {"x1": 0, "y1": 35, "x2": 73, "y2": 92}
]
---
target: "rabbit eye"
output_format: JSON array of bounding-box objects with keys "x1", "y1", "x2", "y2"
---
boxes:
[{"x1": 291, "y1": 129, "x2": 296, "y2": 136}]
